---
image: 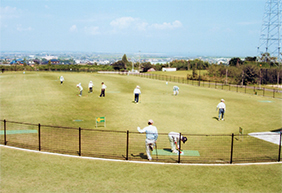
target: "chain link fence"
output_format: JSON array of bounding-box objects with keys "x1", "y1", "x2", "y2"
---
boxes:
[
  {"x1": 98, "y1": 71, "x2": 282, "y2": 99},
  {"x1": 1, "y1": 119, "x2": 281, "y2": 164}
]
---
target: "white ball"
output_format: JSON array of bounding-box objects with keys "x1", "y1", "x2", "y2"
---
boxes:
[{"x1": 166, "y1": 82, "x2": 168, "y2": 85}]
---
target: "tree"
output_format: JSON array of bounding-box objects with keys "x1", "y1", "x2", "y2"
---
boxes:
[
  {"x1": 121, "y1": 54, "x2": 129, "y2": 70},
  {"x1": 48, "y1": 60, "x2": 51, "y2": 71},
  {"x1": 141, "y1": 62, "x2": 152, "y2": 72},
  {"x1": 259, "y1": 52, "x2": 277, "y2": 63},
  {"x1": 122, "y1": 54, "x2": 129, "y2": 64},
  {"x1": 241, "y1": 64, "x2": 259, "y2": 85},
  {"x1": 229, "y1": 57, "x2": 243, "y2": 67},
  {"x1": 23, "y1": 58, "x2": 27, "y2": 71},
  {"x1": 245, "y1": 56, "x2": 256, "y2": 62},
  {"x1": 111, "y1": 60, "x2": 126, "y2": 71}
]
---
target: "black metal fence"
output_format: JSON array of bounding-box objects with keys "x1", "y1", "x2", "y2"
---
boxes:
[
  {"x1": 99, "y1": 71, "x2": 282, "y2": 99},
  {"x1": 1, "y1": 119, "x2": 281, "y2": 164}
]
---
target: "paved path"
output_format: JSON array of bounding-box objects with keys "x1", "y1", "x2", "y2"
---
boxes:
[{"x1": 249, "y1": 132, "x2": 281, "y2": 145}]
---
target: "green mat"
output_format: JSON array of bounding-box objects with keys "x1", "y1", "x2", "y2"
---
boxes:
[
  {"x1": 152, "y1": 149, "x2": 200, "y2": 156},
  {"x1": 0, "y1": 130, "x2": 38, "y2": 135}
]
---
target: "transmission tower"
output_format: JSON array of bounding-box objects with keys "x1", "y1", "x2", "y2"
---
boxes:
[{"x1": 258, "y1": 0, "x2": 282, "y2": 62}]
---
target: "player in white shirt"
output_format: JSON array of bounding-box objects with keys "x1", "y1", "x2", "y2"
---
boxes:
[
  {"x1": 133, "y1": 85, "x2": 141, "y2": 103},
  {"x1": 173, "y1": 86, "x2": 179, "y2": 95},
  {"x1": 99, "y1": 82, "x2": 107, "y2": 97},
  {"x1": 168, "y1": 132, "x2": 187, "y2": 153},
  {"x1": 216, "y1": 99, "x2": 226, "y2": 121},
  {"x1": 60, "y1": 76, "x2": 64, "y2": 85},
  {"x1": 137, "y1": 119, "x2": 158, "y2": 161},
  {"x1": 76, "y1": 83, "x2": 83, "y2": 97},
  {"x1": 88, "y1": 81, "x2": 94, "y2": 93}
]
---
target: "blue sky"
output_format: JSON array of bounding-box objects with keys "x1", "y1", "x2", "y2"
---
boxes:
[{"x1": 0, "y1": 0, "x2": 265, "y2": 57}]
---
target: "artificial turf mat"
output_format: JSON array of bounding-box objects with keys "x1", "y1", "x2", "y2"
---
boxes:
[
  {"x1": 152, "y1": 149, "x2": 200, "y2": 156},
  {"x1": 0, "y1": 130, "x2": 38, "y2": 135}
]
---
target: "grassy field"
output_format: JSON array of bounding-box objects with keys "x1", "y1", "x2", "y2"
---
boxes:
[
  {"x1": 1, "y1": 71, "x2": 282, "y2": 192},
  {"x1": 1, "y1": 146, "x2": 282, "y2": 193},
  {"x1": 1, "y1": 71, "x2": 280, "y2": 133}
]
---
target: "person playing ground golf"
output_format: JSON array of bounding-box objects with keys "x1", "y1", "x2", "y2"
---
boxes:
[
  {"x1": 88, "y1": 81, "x2": 94, "y2": 93},
  {"x1": 133, "y1": 85, "x2": 141, "y2": 103},
  {"x1": 137, "y1": 119, "x2": 158, "y2": 161},
  {"x1": 77, "y1": 83, "x2": 83, "y2": 97},
  {"x1": 60, "y1": 76, "x2": 64, "y2": 85},
  {"x1": 99, "y1": 82, "x2": 107, "y2": 97},
  {"x1": 216, "y1": 99, "x2": 226, "y2": 121},
  {"x1": 173, "y1": 86, "x2": 179, "y2": 95},
  {"x1": 168, "y1": 132, "x2": 187, "y2": 153}
]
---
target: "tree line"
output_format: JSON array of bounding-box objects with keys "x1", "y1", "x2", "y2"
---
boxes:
[{"x1": 1, "y1": 54, "x2": 281, "y2": 85}]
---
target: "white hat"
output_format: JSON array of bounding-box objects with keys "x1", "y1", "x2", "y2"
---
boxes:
[
  {"x1": 148, "y1": 119, "x2": 154, "y2": 124},
  {"x1": 136, "y1": 85, "x2": 140, "y2": 88},
  {"x1": 221, "y1": 99, "x2": 224, "y2": 102}
]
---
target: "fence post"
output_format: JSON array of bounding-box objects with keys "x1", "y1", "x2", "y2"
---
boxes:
[
  {"x1": 278, "y1": 131, "x2": 281, "y2": 162},
  {"x1": 230, "y1": 133, "x2": 234, "y2": 164},
  {"x1": 237, "y1": 85, "x2": 238, "y2": 92},
  {"x1": 178, "y1": 133, "x2": 182, "y2": 163},
  {"x1": 38, "y1": 123, "x2": 41, "y2": 151},
  {"x1": 79, "y1": 127, "x2": 81, "y2": 156},
  {"x1": 263, "y1": 87, "x2": 265, "y2": 96},
  {"x1": 245, "y1": 85, "x2": 246, "y2": 93},
  {"x1": 126, "y1": 130, "x2": 129, "y2": 160},
  {"x1": 273, "y1": 89, "x2": 275, "y2": 98},
  {"x1": 4, "y1": 119, "x2": 7, "y2": 145}
]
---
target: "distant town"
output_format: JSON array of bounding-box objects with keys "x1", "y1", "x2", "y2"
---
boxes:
[{"x1": 0, "y1": 51, "x2": 240, "y2": 66}]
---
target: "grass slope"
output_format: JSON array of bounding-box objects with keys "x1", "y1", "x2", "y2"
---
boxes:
[
  {"x1": 0, "y1": 71, "x2": 281, "y2": 134},
  {"x1": 1, "y1": 146, "x2": 282, "y2": 193},
  {"x1": 1, "y1": 71, "x2": 282, "y2": 192}
]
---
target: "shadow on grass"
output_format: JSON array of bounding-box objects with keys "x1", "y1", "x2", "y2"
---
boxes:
[
  {"x1": 163, "y1": 148, "x2": 172, "y2": 152},
  {"x1": 130, "y1": 153, "x2": 147, "y2": 159}
]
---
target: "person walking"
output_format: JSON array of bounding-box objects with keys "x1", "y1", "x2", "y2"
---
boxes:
[
  {"x1": 137, "y1": 119, "x2": 158, "y2": 161},
  {"x1": 216, "y1": 99, "x2": 226, "y2": 121},
  {"x1": 133, "y1": 85, "x2": 141, "y2": 103},
  {"x1": 77, "y1": 83, "x2": 83, "y2": 97},
  {"x1": 88, "y1": 81, "x2": 94, "y2": 93},
  {"x1": 60, "y1": 76, "x2": 64, "y2": 85},
  {"x1": 168, "y1": 132, "x2": 187, "y2": 153},
  {"x1": 99, "y1": 82, "x2": 107, "y2": 97},
  {"x1": 173, "y1": 86, "x2": 179, "y2": 95}
]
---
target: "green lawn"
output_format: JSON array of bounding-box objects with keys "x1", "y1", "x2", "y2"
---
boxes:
[
  {"x1": 0, "y1": 71, "x2": 281, "y2": 192},
  {"x1": 1, "y1": 146, "x2": 282, "y2": 193},
  {"x1": 1, "y1": 71, "x2": 280, "y2": 134}
]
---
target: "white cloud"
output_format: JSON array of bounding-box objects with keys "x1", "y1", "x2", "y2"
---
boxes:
[
  {"x1": 16, "y1": 24, "x2": 32, "y2": 32},
  {"x1": 150, "y1": 20, "x2": 182, "y2": 30},
  {"x1": 110, "y1": 17, "x2": 182, "y2": 32},
  {"x1": 70, "y1": 25, "x2": 77, "y2": 32},
  {"x1": 136, "y1": 21, "x2": 148, "y2": 31},
  {"x1": 84, "y1": 26, "x2": 100, "y2": 35},
  {"x1": 0, "y1": 6, "x2": 20, "y2": 19},
  {"x1": 110, "y1": 17, "x2": 137, "y2": 29}
]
